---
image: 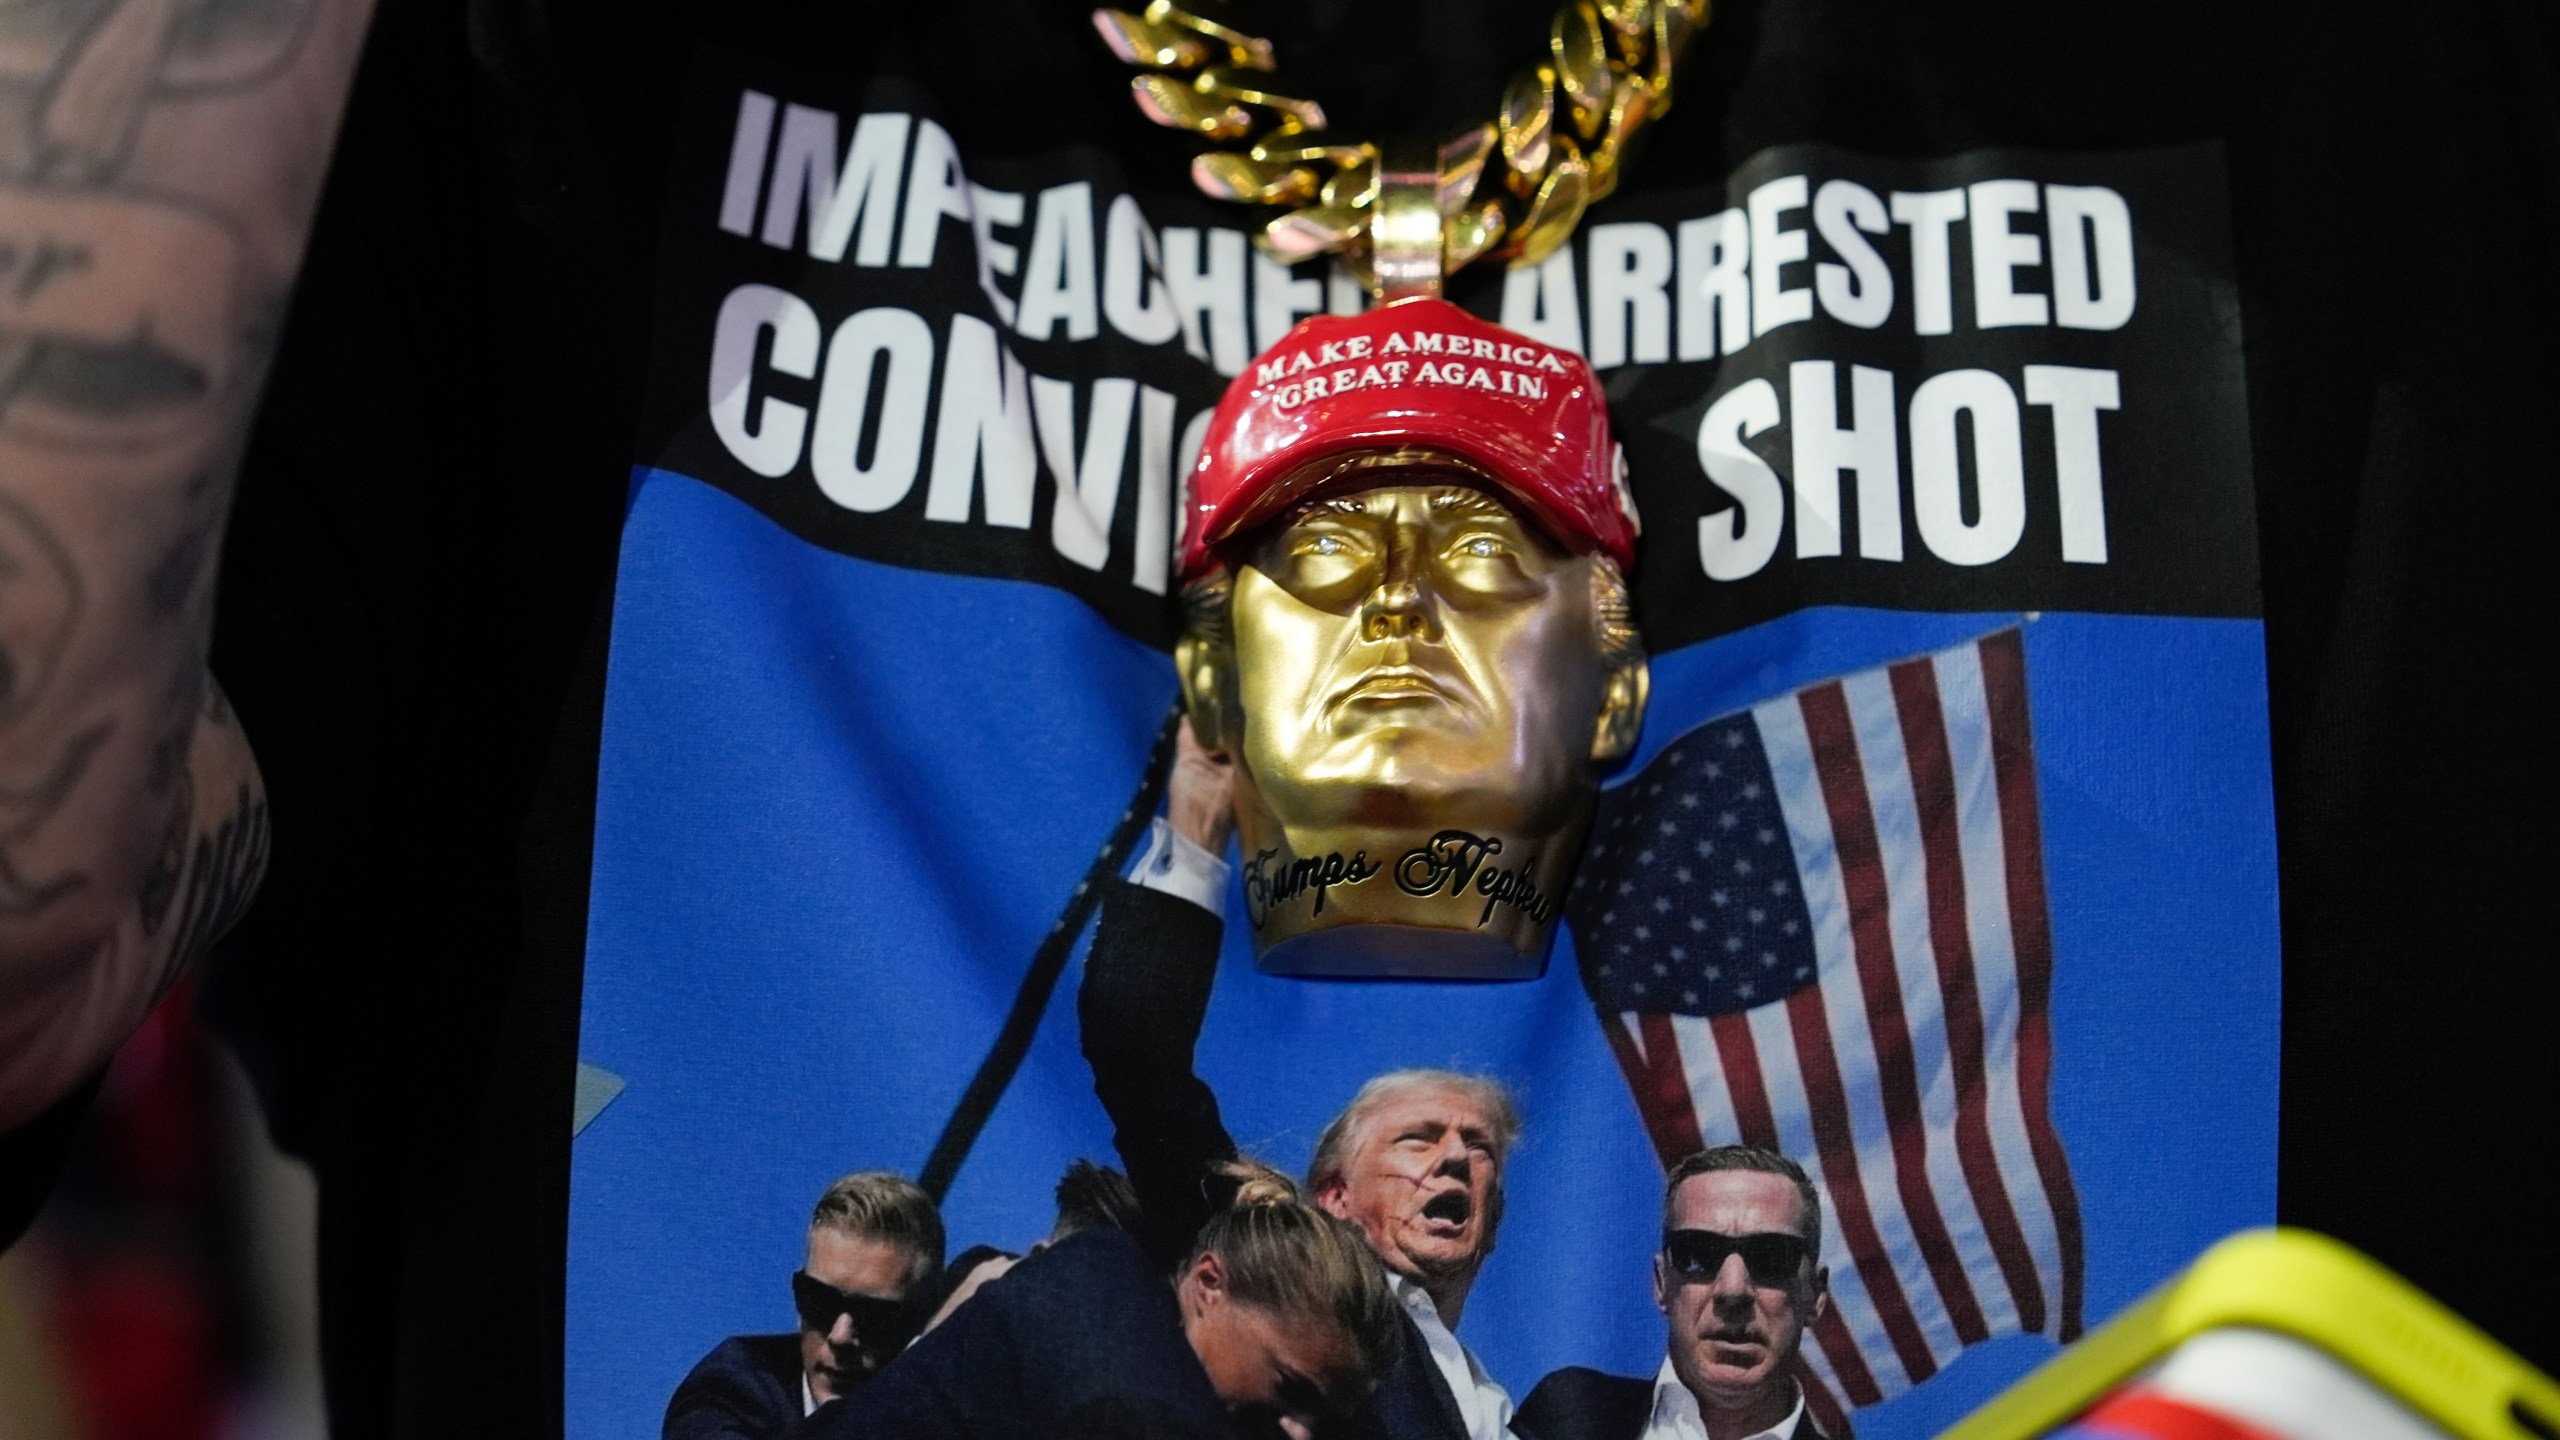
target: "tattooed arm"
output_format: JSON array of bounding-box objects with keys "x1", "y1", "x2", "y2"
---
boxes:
[{"x1": 0, "y1": 0, "x2": 372, "y2": 1132}]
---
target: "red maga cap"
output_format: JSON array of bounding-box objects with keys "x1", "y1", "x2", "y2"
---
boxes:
[{"x1": 1179, "y1": 296, "x2": 1637, "y2": 581}]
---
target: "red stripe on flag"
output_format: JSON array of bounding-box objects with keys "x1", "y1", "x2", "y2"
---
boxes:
[
  {"x1": 1784, "y1": 979, "x2": 1940, "y2": 1387},
  {"x1": 1808, "y1": 1300, "x2": 1884, "y2": 1409},
  {"x1": 1710, "y1": 1011, "x2": 1780, "y2": 1149},
  {"x1": 1710, "y1": 1014, "x2": 1894, "y2": 1393},
  {"x1": 1888, "y1": 656, "x2": 2050, "y2": 1334},
  {"x1": 1978, "y1": 629, "x2": 2086, "y2": 1340},
  {"x1": 1797, "y1": 1354, "x2": 1861, "y2": 1437},
  {"x1": 1720, "y1": 999, "x2": 1884, "y2": 1404},
  {"x1": 1599, "y1": 1010, "x2": 1707, "y2": 1168},
  {"x1": 1712, "y1": 951, "x2": 1884, "y2": 1401},
  {"x1": 1797, "y1": 683, "x2": 1991, "y2": 1348}
]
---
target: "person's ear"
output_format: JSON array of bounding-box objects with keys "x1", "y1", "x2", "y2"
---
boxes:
[
  {"x1": 1174, "y1": 629, "x2": 1240, "y2": 754},
  {"x1": 1652, "y1": 1252, "x2": 1671, "y2": 1314},
  {"x1": 1314, "y1": 1177, "x2": 1351, "y2": 1221},
  {"x1": 1592, "y1": 653, "x2": 1649, "y2": 764},
  {"x1": 1188, "y1": 1249, "x2": 1230, "y2": 1308},
  {"x1": 1808, "y1": 1265, "x2": 1830, "y2": 1326}
]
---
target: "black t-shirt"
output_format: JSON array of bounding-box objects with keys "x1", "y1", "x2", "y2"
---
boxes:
[{"x1": 7, "y1": 0, "x2": 2556, "y2": 1433}]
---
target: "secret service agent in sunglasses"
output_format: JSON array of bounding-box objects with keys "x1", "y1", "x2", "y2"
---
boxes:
[
  {"x1": 1661, "y1": 1229, "x2": 1815, "y2": 1287},
  {"x1": 790, "y1": 1271, "x2": 920, "y2": 1348}
]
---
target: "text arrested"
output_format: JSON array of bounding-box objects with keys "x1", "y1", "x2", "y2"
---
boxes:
[
  {"x1": 721, "y1": 91, "x2": 2139, "y2": 373},
  {"x1": 703, "y1": 87, "x2": 2158, "y2": 592}
]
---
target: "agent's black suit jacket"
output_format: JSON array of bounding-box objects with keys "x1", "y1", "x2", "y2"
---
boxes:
[
  {"x1": 665, "y1": 1333, "x2": 805, "y2": 1440},
  {"x1": 1513, "y1": 1368, "x2": 1830, "y2": 1440},
  {"x1": 1510, "y1": 1368, "x2": 1650, "y2": 1440},
  {"x1": 1355, "y1": 1324, "x2": 1476, "y2": 1440},
  {"x1": 799, "y1": 1227, "x2": 1230, "y2": 1440},
  {"x1": 1078, "y1": 880, "x2": 1474, "y2": 1440}
]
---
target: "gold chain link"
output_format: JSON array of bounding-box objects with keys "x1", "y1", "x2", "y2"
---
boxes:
[{"x1": 1093, "y1": 0, "x2": 1712, "y2": 290}]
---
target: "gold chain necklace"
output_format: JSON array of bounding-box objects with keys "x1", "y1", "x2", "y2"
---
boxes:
[{"x1": 1093, "y1": 0, "x2": 1713, "y2": 301}]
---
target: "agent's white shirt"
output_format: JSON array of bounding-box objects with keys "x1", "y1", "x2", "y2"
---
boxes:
[
  {"x1": 1640, "y1": 1357, "x2": 1806, "y2": 1440},
  {"x1": 802, "y1": 1374, "x2": 819, "y2": 1417},
  {"x1": 1128, "y1": 818, "x2": 1229, "y2": 912},
  {"x1": 1393, "y1": 1274, "x2": 1514, "y2": 1440}
]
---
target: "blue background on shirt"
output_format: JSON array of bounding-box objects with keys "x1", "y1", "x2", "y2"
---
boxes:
[{"x1": 568, "y1": 473, "x2": 2278, "y2": 1440}]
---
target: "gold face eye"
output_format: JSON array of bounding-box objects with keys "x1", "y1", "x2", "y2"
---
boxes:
[
  {"x1": 1255, "y1": 521, "x2": 1379, "y2": 606},
  {"x1": 1459, "y1": 535, "x2": 1505, "y2": 558}
]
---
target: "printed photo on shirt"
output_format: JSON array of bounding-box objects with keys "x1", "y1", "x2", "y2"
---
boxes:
[{"x1": 568, "y1": 53, "x2": 2276, "y2": 1440}]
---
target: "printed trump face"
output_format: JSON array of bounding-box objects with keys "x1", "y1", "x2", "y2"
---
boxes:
[
  {"x1": 1653, "y1": 1170, "x2": 1830, "y2": 1427},
  {"x1": 1314, "y1": 1082, "x2": 1506, "y2": 1286}
]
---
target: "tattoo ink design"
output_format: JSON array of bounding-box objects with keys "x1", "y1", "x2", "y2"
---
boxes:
[
  {"x1": 0, "y1": 494, "x2": 99, "y2": 915},
  {"x1": 145, "y1": 508, "x2": 217, "y2": 618},
  {"x1": 137, "y1": 681, "x2": 236, "y2": 935},
  {"x1": 0, "y1": 0, "x2": 328, "y2": 951},
  {"x1": 135, "y1": 760, "x2": 188, "y2": 932},
  {"x1": 0, "y1": 0, "x2": 319, "y2": 448},
  {"x1": 161, "y1": 779, "x2": 266, "y2": 960},
  {"x1": 0, "y1": 719, "x2": 109, "y2": 916},
  {"x1": 0, "y1": 0, "x2": 321, "y2": 938},
  {"x1": 0, "y1": 0, "x2": 317, "y2": 100},
  {"x1": 0, "y1": 491, "x2": 80, "y2": 724}
]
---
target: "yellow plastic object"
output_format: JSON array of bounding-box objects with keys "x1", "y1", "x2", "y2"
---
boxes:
[{"x1": 1937, "y1": 1229, "x2": 2560, "y2": 1440}]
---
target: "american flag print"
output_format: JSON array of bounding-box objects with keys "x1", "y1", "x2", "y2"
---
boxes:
[{"x1": 1569, "y1": 628, "x2": 2084, "y2": 1434}]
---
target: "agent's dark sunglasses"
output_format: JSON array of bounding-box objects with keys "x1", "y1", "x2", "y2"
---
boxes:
[
  {"x1": 790, "y1": 1272, "x2": 916, "y2": 1347},
  {"x1": 1661, "y1": 1229, "x2": 1812, "y2": 1286}
]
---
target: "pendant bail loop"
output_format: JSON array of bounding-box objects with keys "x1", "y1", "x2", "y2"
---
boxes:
[{"x1": 1370, "y1": 138, "x2": 1444, "y2": 302}]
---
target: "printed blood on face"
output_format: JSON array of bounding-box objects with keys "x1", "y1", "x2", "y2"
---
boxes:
[{"x1": 1317, "y1": 1084, "x2": 1505, "y2": 1285}]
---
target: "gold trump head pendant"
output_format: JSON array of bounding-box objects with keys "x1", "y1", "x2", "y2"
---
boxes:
[{"x1": 1177, "y1": 296, "x2": 1648, "y2": 979}]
